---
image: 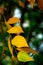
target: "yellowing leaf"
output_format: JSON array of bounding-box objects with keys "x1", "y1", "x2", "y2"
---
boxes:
[
  {"x1": 28, "y1": 0, "x2": 35, "y2": 8},
  {"x1": 8, "y1": 37, "x2": 13, "y2": 55},
  {"x1": 7, "y1": 17, "x2": 20, "y2": 24},
  {"x1": 8, "y1": 37, "x2": 15, "y2": 60},
  {"x1": 17, "y1": 51, "x2": 34, "y2": 62},
  {"x1": 37, "y1": 0, "x2": 43, "y2": 10},
  {"x1": 5, "y1": 21, "x2": 12, "y2": 29},
  {"x1": 7, "y1": 26, "x2": 24, "y2": 34},
  {"x1": 18, "y1": 1, "x2": 25, "y2": 8},
  {"x1": 17, "y1": 47, "x2": 38, "y2": 54},
  {"x1": 11, "y1": 35, "x2": 29, "y2": 47}
]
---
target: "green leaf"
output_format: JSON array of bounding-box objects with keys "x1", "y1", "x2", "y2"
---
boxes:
[{"x1": 17, "y1": 51, "x2": 34, "y2": 62}]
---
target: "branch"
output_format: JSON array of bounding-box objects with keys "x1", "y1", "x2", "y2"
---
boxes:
[{"x1": 0, "y1": 15, "x2": 6, "y2": 58}]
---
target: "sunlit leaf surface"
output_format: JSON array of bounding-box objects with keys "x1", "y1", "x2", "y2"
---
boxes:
[
  {"x1": 7, "y1": 26, "x2": 24, "y2": 34},
  {"x1": 7, "y1": 17, "x2": 20, "y2": 24},
  {"x1": 11, "y1": 35, "x2": 29, "y2": 47}
]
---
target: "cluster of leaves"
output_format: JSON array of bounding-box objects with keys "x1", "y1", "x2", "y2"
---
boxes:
[{"x1": 5, "y1": 17, "x2": 38, "y2": 62}]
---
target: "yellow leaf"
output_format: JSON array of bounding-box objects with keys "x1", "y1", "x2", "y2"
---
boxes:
[
  {"x1": 8, "y1": 37, "x2": 13, "y2": 55},
  {"x1": 28, "y1": 0, "x2": 35, "y2": 8},
  {"x1": 8, "y1": 37, "x2": 15, "y2": 60},
  {"x1": 17, "y1": 47, "x2": 38, "y2": 54},
  {"x1": 5, "y1": 22, "x2": 12, "y2": 29},
  {"x1": 17, "y1": 51, "x2": 34, "y2": 62},
  {"x1": 7, "y1": 17, "x2": 20, "y2": 24},
  {"x1": 11, "y1": 35, "x2": 29, "y2": 47},
  {"x1": 7, "y1": 26, "x2": 24, "y2": 34},
  {"x1": 18, "y1": 1, "x2": 25, "y2": 8}
]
